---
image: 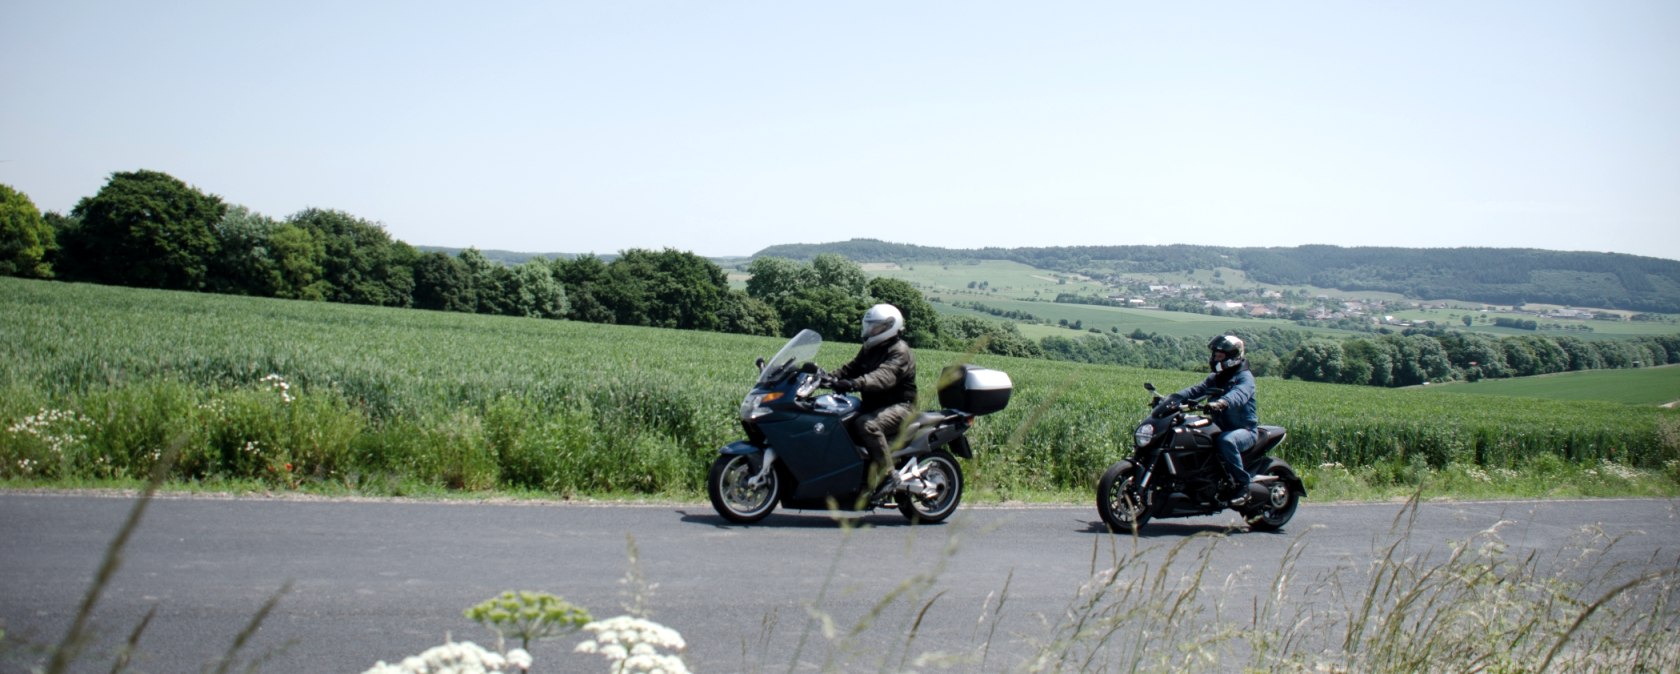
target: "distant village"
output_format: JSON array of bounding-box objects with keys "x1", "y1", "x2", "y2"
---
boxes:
[{"x1": 1096, "y1": 281, "x2": 1629, "y2": 331}]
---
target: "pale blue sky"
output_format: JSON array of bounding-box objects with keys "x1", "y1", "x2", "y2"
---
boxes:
[{"x1": 4, "y1": 2, "x2": 1677, "y2": 260}]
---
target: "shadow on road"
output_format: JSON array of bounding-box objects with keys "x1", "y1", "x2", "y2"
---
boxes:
[
  {"x1": 675, "y1": 509, "x2": 949, "y2": 529},
  {"x1": 1077, "y1": 518, "x2": 1295, "y2": 538}
]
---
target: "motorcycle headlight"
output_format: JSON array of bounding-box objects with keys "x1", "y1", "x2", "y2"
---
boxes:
[
  {"x1": 1134, "y1": 423, "x2": 1155, "y2": 448},
  {"x1": 739, "y1": 392, "x2": 782, "y2": 420}
]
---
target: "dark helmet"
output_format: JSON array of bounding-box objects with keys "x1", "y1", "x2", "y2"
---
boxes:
[{"x1": 1208, "y1": 334, "x2": 1245, "y2": 373}]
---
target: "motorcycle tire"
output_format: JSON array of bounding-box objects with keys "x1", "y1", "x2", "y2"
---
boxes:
[
  {"x1": 897, "y1": 450, "x2": 963, "y2": 524},
  {"x1": 1097, "y1": 460, "x2": 1152, "y2": 535},
  {"x1": 708, "y1": 454, "x2": 780, "y2": 524},
  {"x1": 1245, "y1": 463, "x2": 1300, "y2": 532}
]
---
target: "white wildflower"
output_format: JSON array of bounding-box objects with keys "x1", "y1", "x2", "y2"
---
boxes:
[
  {"x1": 361, "y1": 640, "x2": 522, "y2": 674},
  {"x1": 1600, "y1": 461, "x2": 1640, "y2": 481},
  {"x1": 7, "y1": 408, "x2": 94, "y2": 457},
  {"x1": 505, "y1": 648, "x2": 532, "y2": 671},
  {"x1": 261, "y1": 373, "x2": 294, "y2": 403},
  {"x1": 575, "y1": 616, "x2": 689, "y2": 674}
]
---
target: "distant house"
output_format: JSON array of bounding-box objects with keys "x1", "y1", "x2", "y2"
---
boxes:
[{"x1": 1549, "y1": 308, "x2": 1594, "y2": 320}]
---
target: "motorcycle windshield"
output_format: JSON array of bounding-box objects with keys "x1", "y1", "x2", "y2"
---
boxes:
[{"x1": 758, "y1": 329, "x2": 822, "y2": 387}]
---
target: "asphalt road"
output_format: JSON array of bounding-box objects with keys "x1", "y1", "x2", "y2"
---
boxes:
[{"x1": 2, "y1": 493, "x2": 1677, "y2": 673}]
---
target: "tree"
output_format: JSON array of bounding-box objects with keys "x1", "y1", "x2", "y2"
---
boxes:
[
  {"x1": 207, "y1": 205, "x2": 283, "y2": 296},
  {"x1": 0, "y1": 184, "x2": 56, "y2": 278},
  {"x1": 287, "y1": 208, "x2": 414, "y2": 307},
  {"x1": 1382, "y1": 334, "x2": 1453, "y2": 385},
  {"x1": 718, "y1": 290, "x2": 782, "y2": 336},
  {"x1": 603, "y1": 249, "x2": 730, "y2": 330},
  {"x1": 866, "y1": 276, "x2": 942, "y2": 349},
  {"x1": 1553, "y1": 335, "x2": 1603, "y2": 371},
  {"x1": 939, "y1": 315, "x2": 1043, "y2": 358},
  {"x1": 1502, "y1": 338, "x2": 1539, "y2": 377},
  {"x1": 1283, "y1": 342, "x2": 1344, "y2": 383},
  {"x1": 458, "y1": 248, "x2": 507, "y2": 315},
  {"x1": 412, "y1": 251, "x2": 477, "y2": 312},
  {"x1": 63, "y1": 170, "x2": 226, "y2": 289},
  {"x1": 1437, "y1": 331, "x2": 1508, "y2": 379},
  {"x1": 744, "y1": 257, "x2": 811, "y2": 303},
  {"x1": 267, "y1": 223, "x2": 329, "y2": 300},
  {"x1": 499, "y1": 259, "x2": 568, "y2": 319},
  {"x1": 553, "y1": 254, "x2": 614, "y2": 323},
  {"x1": 1514, "y1": 335, "x2": 1568, "y2": 375},
  {"x1": 810, "y1": 253, "x2": 867, "y2": 297},
  {"x1": 778, "y1": 287, "x2": 870, "y2": 340},
  {"x1": 1338, "y1": 338, "x2": 1389, "y2": 386}
]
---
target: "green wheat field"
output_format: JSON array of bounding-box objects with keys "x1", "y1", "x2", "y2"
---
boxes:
[{"x1": 3, "y1": 277, "x2": 1677, "y2": 499}]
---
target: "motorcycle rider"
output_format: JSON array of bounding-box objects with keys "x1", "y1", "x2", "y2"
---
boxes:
[
  {"x1": 1169, "y1": 334, "x2": 1258, "y2": 506},
  {"x1": 829, "y1": 303, "x2": 917, "y2": 496}
]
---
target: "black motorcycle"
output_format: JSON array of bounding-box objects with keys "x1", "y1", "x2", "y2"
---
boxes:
[
  {"x1": 707, "y1": 329, "x2": 1012, "y2": 524},
  {"x1": 1096, "y1": 383, "x2": 1304, "y2": 534}
]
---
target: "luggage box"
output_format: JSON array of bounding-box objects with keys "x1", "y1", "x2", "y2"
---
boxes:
[{"x1": 938, "y1": 364, "x2": 1013, "y2": 415}]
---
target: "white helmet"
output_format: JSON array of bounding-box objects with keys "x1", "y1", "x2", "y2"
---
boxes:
[{"x1": 861, "y1": 303, "x2": 904, "y2": 348}]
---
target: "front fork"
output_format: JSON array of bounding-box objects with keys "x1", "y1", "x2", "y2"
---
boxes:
[{"x1": 746, "y1": 448, "x2": 778, "y2": 490}]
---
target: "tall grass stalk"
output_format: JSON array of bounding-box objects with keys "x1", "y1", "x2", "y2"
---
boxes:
[{"x1": 45, "y1": 443, "x2": 175, "y2": 674}]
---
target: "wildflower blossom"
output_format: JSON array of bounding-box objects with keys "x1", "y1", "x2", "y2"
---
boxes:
[
  {"x1": 261, "y1": 373, "x2": 294, "y2": 403},
  {"x1": 1599, "y1": 461, "x2": 1640, "y2": 481},
  {"x1": 7, "y1": 408, "x2": 95, "y2": 458},
  {"x1": 361, "y1": 640, "x2": 527, "y2": 674},
  {"x1": 575, "y1": 616, "x2": 689, "y2": 674}
]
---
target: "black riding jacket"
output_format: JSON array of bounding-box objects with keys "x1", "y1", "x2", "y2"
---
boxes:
[{"x1": 834, "y1": 336, "x2": 917, "y2": 413}]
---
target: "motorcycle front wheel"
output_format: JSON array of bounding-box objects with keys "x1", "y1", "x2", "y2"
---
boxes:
[
  {"x1": 1097, "y1": 460, "x2": 1151, "y2": 534},
  {"x1": 897, "y1": 450, "x2": 963, "y2": 524},
  {"x1": 708, "y1": 454, "x2": 780, "y2": 524},
  {"x1": 1245, "y1": 465, "x2": 1300, "y2": 532}
]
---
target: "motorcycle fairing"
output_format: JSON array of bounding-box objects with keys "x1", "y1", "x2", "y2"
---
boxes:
[{"x1": 759, "y1": 408, "x2": 870, "y2": 500}]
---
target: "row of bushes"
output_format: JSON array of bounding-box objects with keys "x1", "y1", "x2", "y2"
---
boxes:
[
  {"x1": 0, "y1": 379, "x2": 702, "y2": 495},
  {"x1": 6, "y1": 375, "x2": 1678, "y2": 496}
]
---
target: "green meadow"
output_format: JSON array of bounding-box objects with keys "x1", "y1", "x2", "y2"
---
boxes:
[
  {"x1": 2, "y1": 277, "x2": 1677, "y2": 501},
  {"x1": 1417, "y1": 365, "x2": 1680, "y2": 406}
]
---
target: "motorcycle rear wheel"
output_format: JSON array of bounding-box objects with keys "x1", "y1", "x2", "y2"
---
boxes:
[
  {"x1": 1245, "y1": 466, "x2": 1299, "y2": 532},
  {"x1": 708, "y1": 454, "x2": 779, "y2": 524},
  {"x1": 897, "y1": 451, "x2": 963, "y2": 524},
  {"x1": 1097, "y1": 460, "x2": 1152, "y2": 534}
]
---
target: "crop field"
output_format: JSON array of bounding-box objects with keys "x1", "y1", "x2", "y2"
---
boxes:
[
  {"x1": 2, "y1": 277, "x2": 1677, "y2": 499},
  {"x1": 929, "y1": 295, "x2": 1361, "y2": 340},
  {"x1": 1417, "y1": 365, "x2": 1680, "y2": 406},
  {"x1": 867, "y1": 259, "x2": 1110, "y2": 300}
]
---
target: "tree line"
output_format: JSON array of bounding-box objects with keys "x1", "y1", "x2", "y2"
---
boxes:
[
  {"x1": 0, "y1": 171, "x2": 1019, "y2": 351},
  {"x1": 1282, "y1": 330, "x2": 1680, "y2": 386},
  {"x1": 757, "y1": 239, "x2": 1680, "y2": 313}
]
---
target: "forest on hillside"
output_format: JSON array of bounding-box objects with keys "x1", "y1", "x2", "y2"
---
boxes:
[{"x1": 757, "y1": 240, "x2": 1680, "y2": 313}]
